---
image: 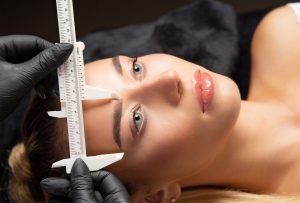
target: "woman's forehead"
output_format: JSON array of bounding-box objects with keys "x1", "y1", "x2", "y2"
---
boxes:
[
  {"x1": 83, "y1": 99, "x2": 121, "y2": 154},
  {"x1": 85, "y1": 58, "x2": 115, "y2": 85},
  {"x1": 83, "y1": 59, "x2": 123, "y2": 154}
]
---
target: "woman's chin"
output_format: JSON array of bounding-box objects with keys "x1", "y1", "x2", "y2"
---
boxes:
[{"x1": 210, "y1": 73, "x2": 241, "y2": 132}]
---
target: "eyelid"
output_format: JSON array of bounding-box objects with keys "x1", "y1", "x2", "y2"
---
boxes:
[
  {"x1": 129, "y1": 104, "x2": 147, "y2": 139},
  {"x1": 131, "y1": 57, "x2": 146, "y2": 81}
]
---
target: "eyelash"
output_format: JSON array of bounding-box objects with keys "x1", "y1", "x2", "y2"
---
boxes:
[
  {"x1": 131, "y1": 57, "x2": 145, "y2": 81},
  {"x1": 129, "y1": 57, "x2": 146, "y2": 137},
  {"x1": 131, "y1": 104, "x2": 145, "y2": 136}
]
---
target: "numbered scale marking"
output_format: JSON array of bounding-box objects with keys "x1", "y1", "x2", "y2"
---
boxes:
[{"x1": 48, "y1": 0, "x2": 123, "y2": 173}]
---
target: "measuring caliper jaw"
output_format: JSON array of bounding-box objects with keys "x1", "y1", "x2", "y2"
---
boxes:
[
  {"x1": 47, "y1": 42, "x2": 122, "y2": 174},
  {"x1": 47, "y1": 85, "x2": 119, "y2": 118},
  {"x1": 52, "y1": 153, "x2": 124, "y2": 174},
  {"x1": 53, "y1": 0, "x2": 124, "y2": 174}
]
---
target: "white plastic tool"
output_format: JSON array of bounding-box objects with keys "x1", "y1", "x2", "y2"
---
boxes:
[{"x1": 48, "y1": 0, "x2": 124, "y2": 173}]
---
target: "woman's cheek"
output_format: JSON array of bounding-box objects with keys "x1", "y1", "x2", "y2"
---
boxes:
[{"x1": 131, "y1": 124, "x2": 192, "y2": 175}]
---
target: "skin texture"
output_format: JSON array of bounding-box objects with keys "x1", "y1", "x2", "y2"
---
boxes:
[
  {"x1": 57, "y1": 5, "x2": 300, "y2": 202},
  {"x1": 181, "y1": 5, "x2": 300, "y2": 196},
  {"x1": 81, "y1": 54, "x2": 240, "y2": 196}
]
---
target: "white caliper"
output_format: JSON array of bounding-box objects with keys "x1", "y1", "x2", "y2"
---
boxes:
[{"x1": 48, "y1": 0, "x2": 123, "y2": 173}]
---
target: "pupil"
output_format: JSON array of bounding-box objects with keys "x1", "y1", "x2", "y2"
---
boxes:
[
  {"x1": 134, "y1": 64, "x2": 140, "y2": 72},
  {"x1": 135, "y1": 114, "x2": 140, "y2": 121}
]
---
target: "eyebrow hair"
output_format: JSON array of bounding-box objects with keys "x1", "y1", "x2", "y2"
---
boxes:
[
  {"x1": 112, "y1": 56, "x2": 123, "y2": 75},
  {"x1": 113, "y1": 100, "x2": 122, "y2": 148}
]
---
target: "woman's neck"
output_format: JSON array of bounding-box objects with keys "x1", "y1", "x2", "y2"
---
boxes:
[{"x1": 180, "y1": 100, "x2": 300, "y2": 195}]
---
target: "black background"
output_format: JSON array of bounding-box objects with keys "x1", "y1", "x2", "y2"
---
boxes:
[{"x1": 0, "y1": 0, "x2": 296, "y2": 42}]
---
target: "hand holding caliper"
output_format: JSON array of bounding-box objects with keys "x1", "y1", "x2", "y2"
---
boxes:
[{"x1": 41, "y1": 158, "x2": 131, "y2": 203}]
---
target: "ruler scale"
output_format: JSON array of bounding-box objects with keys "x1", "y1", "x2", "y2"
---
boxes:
[{"x1": 48, "y1": 0, "x2": 123, "y2": 173}]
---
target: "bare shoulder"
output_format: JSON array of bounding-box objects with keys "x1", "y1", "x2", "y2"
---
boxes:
[
  {"x1": 248, "y1": 5, "x2": 300, "y2": 102},
  {"x1": 251, "y1": 5, "x2": 300, "y2": 75}
]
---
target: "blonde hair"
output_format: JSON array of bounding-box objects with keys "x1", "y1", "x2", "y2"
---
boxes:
[
  {"x1": 8, "y1": 90, "x2": 68, "y2": 203},
  {"x1": 8, "y1": 143, "x2": 49, "y2": 203},
  {"x1": 177, "y1": 187, "x2": 300, "y2": 203}
]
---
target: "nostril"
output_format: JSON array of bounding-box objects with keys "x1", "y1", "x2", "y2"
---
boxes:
[
  {"x1": 176, "y1": 80, "x2": 183, "y2": 104},
  {"x1": 167, "y1": 69, "x2": 182, "y2": 97},
  {"x1": 177, "y1": 80, "x2": 183, "y2": 100}
]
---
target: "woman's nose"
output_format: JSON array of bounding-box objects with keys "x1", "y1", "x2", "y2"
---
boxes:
[{"x1": 124, "y1": 69, "x2": 182, "y2": 106}]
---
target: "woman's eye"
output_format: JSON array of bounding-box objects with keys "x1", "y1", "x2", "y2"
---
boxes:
[
  {"x1": 132, "y1": 57, "x2": 144, "y2": 80},
  {"x1": 133, "y1": 109, "x2": 144, "y2": 133},
  {"x1": 130, "y1": 104, "x2": 147, "y2": 138}
]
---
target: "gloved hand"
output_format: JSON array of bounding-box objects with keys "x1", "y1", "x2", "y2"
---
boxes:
[
  {"x1": 0, "y1": 35, "x2": 73, "y2": 121},
  {"x1": 40, "y1": 158, "x2": 132, "y2": 203}
]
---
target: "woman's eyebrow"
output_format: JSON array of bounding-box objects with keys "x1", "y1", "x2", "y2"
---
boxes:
[
  {"x1": 112, "y1": 56, "x2": 123, "y2": 75},
  {"x1": 113, "y1": 100, "x2": 122, "y2": 149}
]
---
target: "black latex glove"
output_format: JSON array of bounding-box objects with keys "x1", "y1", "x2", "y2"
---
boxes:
[
  {"x1": 40, "y1": 158, "x2": 132, "y2": 203},
  {"x1": 0, "y1": 35, "x2": 73, "y2": 121}
]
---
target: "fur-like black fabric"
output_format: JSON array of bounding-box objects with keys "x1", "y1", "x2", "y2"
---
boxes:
[
  {"x1": 233, "y1": 8, "x2": 270, "y2": 99},
  {"x1": 81, "y1": 0, "x2": 239, "y2": 76}
]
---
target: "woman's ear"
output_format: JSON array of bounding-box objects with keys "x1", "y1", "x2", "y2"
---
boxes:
[{"x1": 131, "y1": 182, "x2": 181, "y2": 203}]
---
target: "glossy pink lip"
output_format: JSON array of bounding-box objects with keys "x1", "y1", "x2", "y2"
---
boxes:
[{"x1": 193, "y1": 70, "x2": 214, "y2": 113}]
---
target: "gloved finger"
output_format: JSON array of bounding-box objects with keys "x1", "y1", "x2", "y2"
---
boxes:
[
  {"x1": 0, "y1": 35, "x2": 53, "y2": 62},
  {"x1": 91, "y1": 170, "x2": 131, "y2": 203},
  {"x1": 40, "y1": 177, "x2": 71, "y2": 197},
  {"x1": 94, "y1": 190, "x2": 104, "y2": 203},
  {"x1": 49, "y1": 196, "x2": 73, "y2": 203},
  {"x1": 34, "y1": 82, "x2": 47, "y2": 99},
  {"x1": 34, "y1": 68, "x2": 59, "y2": 99},
  {"x1": 21, "y1": 43, "x2": 73, "y2": 86},
  {"x1": 71, "y1": 158, "x2": 97, "y2": 203}
]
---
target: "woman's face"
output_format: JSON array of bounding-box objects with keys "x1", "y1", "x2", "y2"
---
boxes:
[{"x1": 82, "y1": 53, "x2": 241, "y2": 186}]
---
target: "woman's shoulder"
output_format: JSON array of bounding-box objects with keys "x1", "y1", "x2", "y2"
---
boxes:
[
  {"x1": 250, "y1": 3, "x2": 300, "y2": 70},
  {"x1": 256, "y1": 3, "x2": 300, "y2": 38},
  {"x1": 248, "y1": 4, "x2": 300, "y2": 103}
]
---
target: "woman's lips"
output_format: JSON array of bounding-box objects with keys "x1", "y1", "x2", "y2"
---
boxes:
[{"x1": 193, "y1": 70, "x2": 214, "y2": 113}]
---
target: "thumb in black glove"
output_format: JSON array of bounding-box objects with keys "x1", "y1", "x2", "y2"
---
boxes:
[
  {"x1": 0, "y1": 35, "x2": 73, "y2": 121},
  {"x1": 40, "y1": 158, "x2": 132, "y2": 203}
]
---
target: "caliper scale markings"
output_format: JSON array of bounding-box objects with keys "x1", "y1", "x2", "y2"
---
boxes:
[{"x1": 48, "y1": 0, "x2": 123, "y2": 173}]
